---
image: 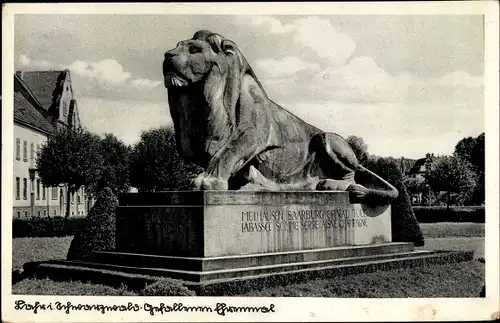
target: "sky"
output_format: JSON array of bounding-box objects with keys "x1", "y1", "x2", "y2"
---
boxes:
[{"x1": 14, "y1": 14, "x2": 484, "y2": 159}]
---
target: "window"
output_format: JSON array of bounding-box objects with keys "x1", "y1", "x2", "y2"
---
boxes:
[
  {"x1": 37, "y1": 211, "x2": 40, "y2": 216},
  {"x1": 23, "y1": 141, "x2": 27, "y2": 161},
  {"x1": 53, "y1": 210, "x2": 56, "y2": 216},
  {"x1": 16, "y1": 138, "x2": 20, "y2": 160},
  {"x1": 17, "y1": 212, "x2": 20, "y2": 217},
  {"x1": 15, "y1": 177, "x2": 20, "y2": 200},
  {"x1": 37, "y1": 144, "x2": 40, "y2": 157},
  {"x1": 23, "y1": 178, "x2": 27, "y2": 200},
  {"x1": 51, "y1": 187, "x2": 58, "y2": 200},
  {"x1": 43, "y1": 210, "x2": 46, "y2": 216},
  {"x1": 42, "y1": 185, "x2": 46, "y2": 200},
  {"x1": 36, "y1": 180, "x2": 40, "y2": 200},
  {"x1": 71, "y1": 192, "x2": 75, "y2": 204},
  {"x1": 30, "y1": 142, "x2": 34, "y2": 161},
  {"x1": 24, "y1": 211, "x2": 28, "y2": 217},
  {"x1": 63, "y1": 101, "x2": 68, "y2": 116}
]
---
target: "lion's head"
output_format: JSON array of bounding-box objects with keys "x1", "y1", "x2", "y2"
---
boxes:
[
  {"x1": 163, "y1": 30, "x2": 263, "y2": 165},
  {"x1": 163, "y1": 30, "x2": 244, "y2": 87}
]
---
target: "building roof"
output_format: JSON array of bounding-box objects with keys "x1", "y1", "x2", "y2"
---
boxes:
[
  {"x1": 407, "y1": 158, "x2": 427, "y2": 174},
  {"x1": 407, "y1": 153, "x2": 436, "y2": 175},
  {"x1": 16, "y1": 70, "x2": 67, "y2": 111},
  {"x1": 14, "y1": 91, "x2": 55, "y2": 134}
]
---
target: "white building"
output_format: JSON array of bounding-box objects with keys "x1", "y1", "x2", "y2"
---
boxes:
[{"x1": 13, "y1": 70, "x2": 90, "y2": 218}]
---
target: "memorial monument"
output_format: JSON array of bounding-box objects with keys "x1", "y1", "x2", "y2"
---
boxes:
[{"x1": 31, "y1": 31, "x2": 473, "y2": 295}]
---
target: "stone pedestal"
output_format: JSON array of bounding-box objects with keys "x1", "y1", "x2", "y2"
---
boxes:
[
  {"x1": 115, "y1": 191, "x2": 392, "y2": 257},
  {"x1": 30, "y1": 190, "x2": 475, "y2": 293}
]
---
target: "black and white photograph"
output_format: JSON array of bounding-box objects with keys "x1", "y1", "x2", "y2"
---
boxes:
[{"x1": 2, "y1": 2, "x2": 499, "y2": 322}]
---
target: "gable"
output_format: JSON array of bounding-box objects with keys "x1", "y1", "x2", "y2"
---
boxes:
[{"x1": 16, "y1": 70, "x2": 67, "y2": 112}]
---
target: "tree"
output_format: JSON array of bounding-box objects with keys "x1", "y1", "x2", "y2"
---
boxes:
[
  {"x1": 454, "y1": 136, "x2": 477, "y2": 165},
  {"x1": 346, "y1": 135, "x2": 370, "y2": 165},
  {"x1": 36, "y1": 128, "x2": 103, "y2": 217},
  {"x1": 453, "y1": 133, "x2": 485, "y2": 205},
  {"x1": 403, "y1": 176, "x2": 426, "y2": 196},
  {"x1": 88, "y1": 133, "x2": 132, "y2": 196},
  {"x1": 426, "y1": 156, "x2": 477, "y2": 207},
  {"x1": 129, "y1": 126, "x2": 203, "y2": 191},
  {"x1": 470, "y1": 133, "x2": 485, "y2": 204}
]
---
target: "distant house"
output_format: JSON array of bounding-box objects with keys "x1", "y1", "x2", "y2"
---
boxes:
[
  {"x1": 13, "y1": 70, "x2": 89, "y2": 218},
  {"x1": 407, "y1": 153, "x2": 435, "y2": 180},
  {"x1": 404, "y1": 153, "x2": 436, "y2": 205}
]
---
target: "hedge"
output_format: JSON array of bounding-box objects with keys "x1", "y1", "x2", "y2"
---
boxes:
[
  {"x1": 13, "y1": 216, "x2": 86, "y2": 238},
  {"x1": 67, "y1": 187, "x2": 118, "y2": 260},
  {"x1": 413, "y1": 206, "x2": 484, "y2": 223}
]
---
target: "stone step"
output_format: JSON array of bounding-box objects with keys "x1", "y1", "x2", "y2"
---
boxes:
[
  {"x1": 90, "y1": 242, "x2": 415, "y2": 271},
  {"x1": 43, "y1": 249, "x2": 440, "y2": 283},
  {"x1": 30, "y1": 250, "x2": 474, "y2": 295}
]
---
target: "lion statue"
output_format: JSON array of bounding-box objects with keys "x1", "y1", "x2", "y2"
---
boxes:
[{"x1": 163, "y1": 30, "x2": 399, "y2": 202}]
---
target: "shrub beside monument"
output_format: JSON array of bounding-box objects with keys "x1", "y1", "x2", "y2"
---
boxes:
[
  {"x1": 139, "y1": 279, "x2": 196, "y2": 296},
  {"x1": 66, "y1": 188, "x2": 118, "y2": 260}
]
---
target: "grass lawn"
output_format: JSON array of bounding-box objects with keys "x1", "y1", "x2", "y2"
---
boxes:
[
  {"x1": 420, "y1": 222, "x2": 484, "y2": 238},
  {"x1": 11, "y1": 222, "x2": 485, "y2": 296},
  {"x1": 419, "y1": 237, "x2": 484, "y2": 259},
  {"x1": 12, "y1": 236, "x2": 73, "y2": 270},
  {"x1": 243, "y1": 261, "x2": 485, "y2": 298}
]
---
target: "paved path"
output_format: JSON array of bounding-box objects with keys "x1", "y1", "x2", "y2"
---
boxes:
[{"x1": 417, "y1": 237, "x2": 484, "y2": 259}]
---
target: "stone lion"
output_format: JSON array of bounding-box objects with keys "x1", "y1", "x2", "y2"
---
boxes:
[{"x1": 163, "y1": 30, "x2": 398, "y2": 202}]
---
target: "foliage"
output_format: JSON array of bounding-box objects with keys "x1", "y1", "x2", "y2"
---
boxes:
[
  {"x1": 129, "y1": 126, "x2": 203, "y2": 191},
  {"x1": 453, "y1": 133, "x2": 485, "y2": 205},
  {"x1": 413, "y1": 206, "x2": 484, "y2": 223},
  {"x1": 403, "y1": 176, "x2": 426, "y2": 196},
  {"x1": 365, "y1": 156, "x2": 403, "y2": 184},
  {"x1": 36, "y1": 128, "x2": 103, "y2": 217},
  {"x1": 454, "y1": 133, "x2": 485, "y2": 170},
  {"x1": 390, "y1": 181, "x2": 425, "y2": 246},
  {"x1": 12, "y1": 278, "x2": 135, "y2": 296},
  {"x1": 362, "y1": 156, "x2": 424, "y2": 246},
  {"x1": 346, "y1": 135, "x2": 370, "y2": 165},
  {"x1": 66, "y1": 188, "x2": 118, "y2": 260},
  {"x1": 12, "y1": 216, "x2": 85, "y2": 238},
  {"x1": 139, "y1": 279, "x2": 195, "y2": 296},
  {"x1": 345, "y1": 136, "x2": 425, "y2": 246},
  {"x1": 426, "y1": 156, "x2": 477, "y2": 207},
  {"x1": 88, "y1": 133, "x2": 132, "y2": 196}
]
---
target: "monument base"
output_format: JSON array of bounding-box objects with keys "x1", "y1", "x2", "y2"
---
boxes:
[{"x1": 25, "y1": 191, "x2": 474, "y2": 295}]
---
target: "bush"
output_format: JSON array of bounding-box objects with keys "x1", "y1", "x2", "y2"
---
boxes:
[
  {"x1": 13, "y1": 217, "x2": 86, "y2": 238},
  {"x1": 66, "y1": 187, "x2": 118, "y2": 260},
  {"x1": 413, "y1": 206, "x2": 484, "y2": 223},
  {"x1": 13, "y1": 278, "x2": 136, "y2": 296},
  {"x1": 139, "y1": 279, "x2": 195, "y2": 296},
  {"x1": 391, "y1": 182, "x2": 425, "y2": 246},
  {"x1": 365, "y1": 157, "x2": 424, "y2": 246}
]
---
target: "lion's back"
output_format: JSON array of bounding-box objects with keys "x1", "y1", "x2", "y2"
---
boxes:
[{"x1": 267, "y1": 100, "x2": 322, "y2": 144}]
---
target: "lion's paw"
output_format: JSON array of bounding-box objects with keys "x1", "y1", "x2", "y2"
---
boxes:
[{"x1": 192, "y1": 173, "x2": 229, "y2": 191}]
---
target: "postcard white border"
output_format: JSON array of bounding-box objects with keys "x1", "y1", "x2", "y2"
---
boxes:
[{"x1": 2, "y1": 2, "x2": 499, "y2": 322}]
